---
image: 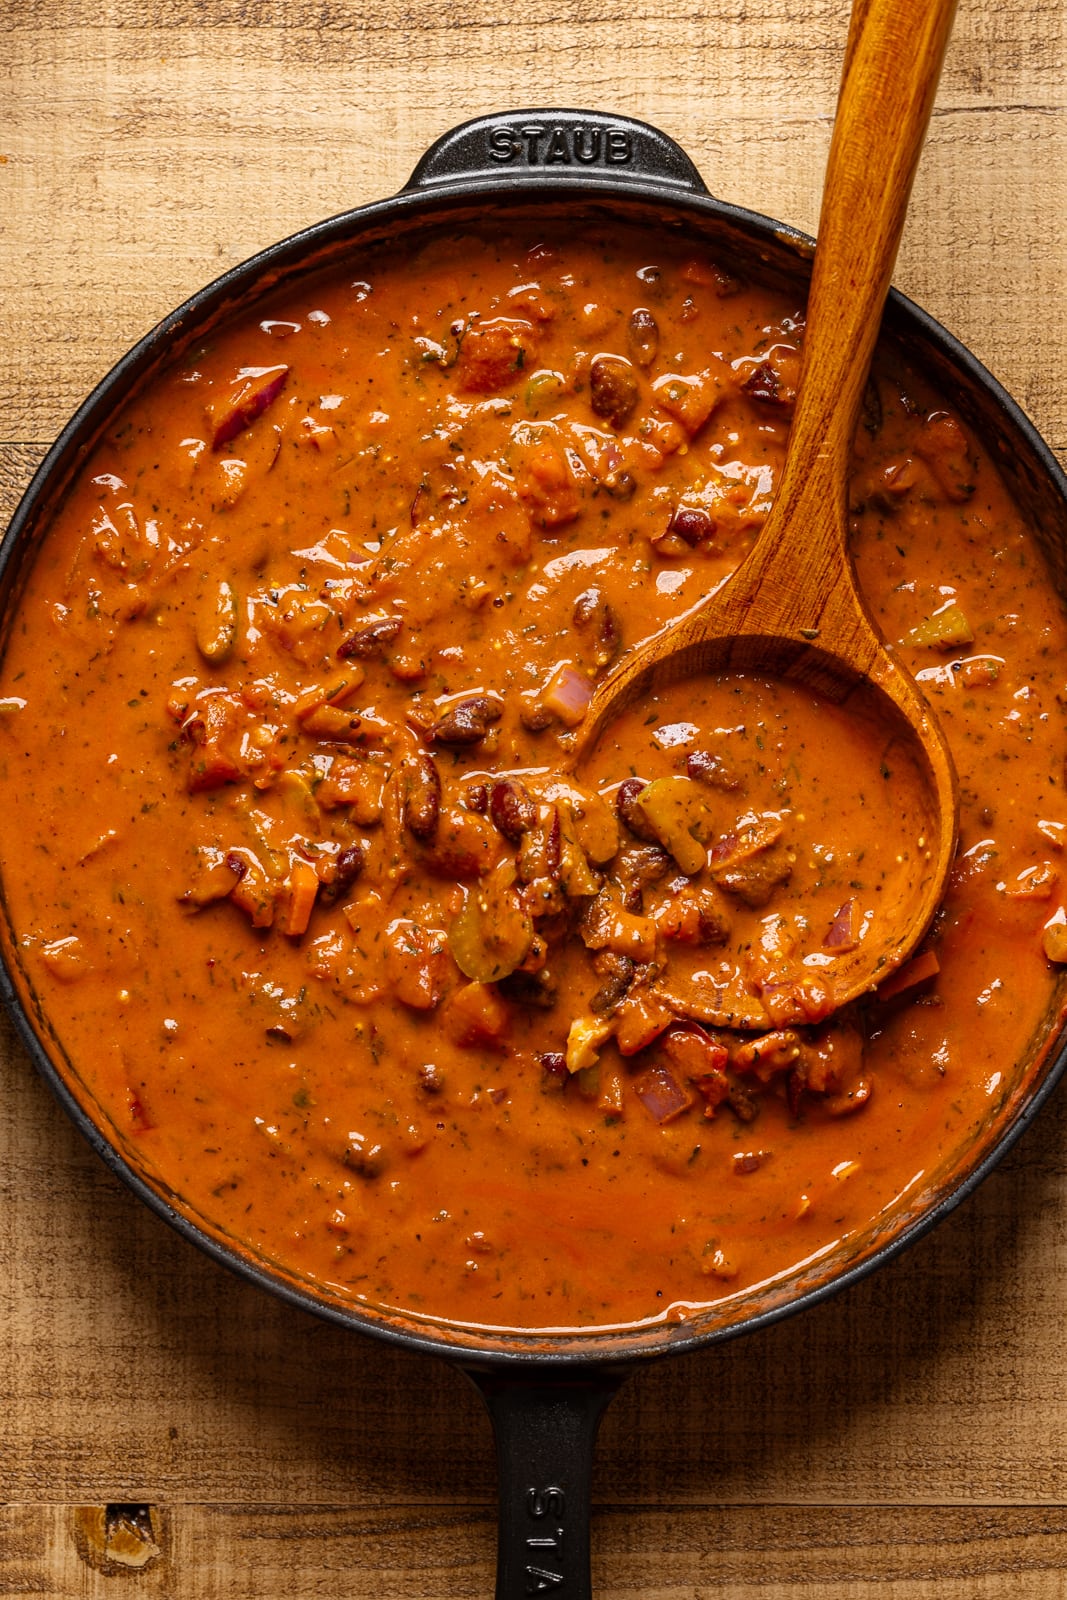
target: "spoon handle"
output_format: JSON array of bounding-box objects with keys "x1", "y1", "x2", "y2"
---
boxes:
[{"x1": 752, "y1": 0, "x2": 957, "y2": 589}]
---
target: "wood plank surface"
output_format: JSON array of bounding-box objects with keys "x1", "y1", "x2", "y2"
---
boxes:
[{"x1": 2, "y1": 0, "x2": 1067, "y2": 1594}]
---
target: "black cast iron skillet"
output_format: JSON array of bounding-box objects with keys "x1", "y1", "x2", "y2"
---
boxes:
[{"x1": 3, "y1": 110, "x2": 1067, "y2": 1598}]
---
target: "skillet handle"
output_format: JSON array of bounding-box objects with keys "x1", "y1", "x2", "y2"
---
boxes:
[
  {"x1": 403, "y1": 110, "x2": 708, "y2": 195},
  {"x1": 468, "y1": 1365, "x2": 627, "y2": 1600}
]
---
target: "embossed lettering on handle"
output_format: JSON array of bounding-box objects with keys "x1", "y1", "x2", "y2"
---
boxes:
[
  {"x1": 403, "y1": 109, "x2": 707, "y2": 195},
  {"x1": 525, "y1": 1484, "x2": 567, "y2": 1591},
  {"x1": 486, "y1": 121, "x2": 634, "y2": 169},
  {"x1": 468, "y1": 1368, "x2": 625, "y2": 1600}
]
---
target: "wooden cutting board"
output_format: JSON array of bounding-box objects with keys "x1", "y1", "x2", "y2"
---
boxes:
[{"x1": 2, "y1": 1, "x2": 1066, "y2": 1593}]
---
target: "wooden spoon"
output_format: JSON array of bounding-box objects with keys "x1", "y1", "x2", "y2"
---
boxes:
[{"x1": 577, "y1": 0, "x2": 960, "y2": 1015}]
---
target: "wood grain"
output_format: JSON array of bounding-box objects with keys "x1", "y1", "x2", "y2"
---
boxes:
[
  {"x1": 3, "y1": 0, "x2": 1067, "y2": 1593},
  {"x1": 6, "y1": 1503, "x2": 1067, "y2": 1597}
]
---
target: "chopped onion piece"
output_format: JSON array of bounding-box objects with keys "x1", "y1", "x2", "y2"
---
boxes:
[{"x1": 542, "y1": 662, "x2": 593, "y2": 726}]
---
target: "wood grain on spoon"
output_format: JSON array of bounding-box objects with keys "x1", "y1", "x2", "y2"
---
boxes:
[{"x1": 576, "y1": 0, "x2": 960, "y2": 1011}]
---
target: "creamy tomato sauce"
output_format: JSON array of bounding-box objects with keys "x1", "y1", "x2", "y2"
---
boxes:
[
  {"x1": 1, "y1": 224, "x2": 1065, "y2": 1332},
  {"x1": 583, "y1": 672, "x2": 933, "y2": 1034}
]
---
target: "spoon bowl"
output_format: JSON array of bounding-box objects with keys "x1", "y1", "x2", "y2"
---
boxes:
[{"x1": 576, "y1": 0, "x2": 960, "y2": 1017}]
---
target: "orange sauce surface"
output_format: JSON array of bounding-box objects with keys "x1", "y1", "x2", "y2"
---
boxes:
[{"x1": 1, "y1": 223, "x2": 1065, "y2": 1332}]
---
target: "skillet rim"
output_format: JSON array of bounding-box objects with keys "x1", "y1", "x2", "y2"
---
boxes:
[{"x1": 3, "y1": 115, "x2": 1067, "y2": 1369}]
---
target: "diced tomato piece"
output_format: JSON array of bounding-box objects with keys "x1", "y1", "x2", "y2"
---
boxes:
[
  {"x1": 445, "y1": 981, "x2": 512, "y2": 1047},
  {"x1": 455, "y1": 318, "x2": 535, "y2": 394},
  {"x1": 915, "y1": 410, "x2": 977, "y2": 502},
  {"x1": 657, "y1": 1024, "x2": 730, "y2": 1119},
  {"x1": 421, "y1": 809, "x2": 497, "y2": 881},
  {"x1": 315, "y1": 757, "x2": 384, "y2": 824},
  {"x1": 383, "y1": 919, "x2": 449, "y2": 1010},
  {"x1": 732, "y1": 1030, "x2": 802, "y2": 1083},
  {"x1": 659, "y1": 1024, "x2": 729, "y2": 1078},
  {"x1": 183, "y1": 691, "x2": 248, "y2": 792},
  {"x1": 515, "y1": 439, "x2": 583, "y2": 528},
  {"x1": 651, "y1": 366, "x2": 724, "y2": 436},
  {"x1": 1005, "y1": 862, "x2": 1058, "y2": 901},
  {"x1": 613, "y1": 989, "x2": 674, "y2": 1056},
  {"x1": 226, "y1": 849, "x2": 277, "y2": 929}
]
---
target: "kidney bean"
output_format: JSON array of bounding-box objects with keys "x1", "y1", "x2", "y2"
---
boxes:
[
  {"x1": 615, "y1": 778, "x2": 660, "y2": 843},
  {"x1": 627, "y1": 306, "x2": 659, "y2": 368},
  {"x1": 489, "y1": 777, "x2": 537, "y2": 842},
  {"x1": 572, "y1": 587, "x2": 621, "y2": 667},
  {"x1": 741, "y1": 361, "x2": 787, "y2": 407},
  {"x1": 342, "y1": 1134, "x2": 388, "y2": 1179},
  {"x1": 519, "y1": 699, "x2": 554, "y2": 733},
  {"x1": 338, "y1": 615, "x2": 403, "y2": 660},
  {"x1": 404, "y1": 753, "x2": 441, "y2": 840},
  {"x1": 589, "y1": 355, "x2": 640, "y2": 429},
  {"x1": 417, "y1": 1063, "x2": 446, "y2": 1095},
  {"x1": 537, "y1": 1051, "x2": 568, "y2": 1090},
  {"x1": 429, "y1": 696, "x2": 502, "y2": 745},
  {"x1": 668, "y1": 504, "x2": 715, "y2": 546},
  {"x1": 686, "y1": 748, "x2": 743, "y2": 792},
  {"x1": 320, "y1": 842, "x2": 365, "y2": 903},
  {"x1": 335, "y1": 844, "x2": 366, "y2": 885}
]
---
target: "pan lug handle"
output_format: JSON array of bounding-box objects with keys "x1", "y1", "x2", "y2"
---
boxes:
[
  {"x1": 467, "y1": 1364, "x2": 628, "y2": 1600},
  {"x1": 402, "y1": 110, "x2": 709, "y2": 195}
]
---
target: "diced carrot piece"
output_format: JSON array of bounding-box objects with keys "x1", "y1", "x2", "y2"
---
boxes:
[
  {"x1": 1005, "y1": 862, "x2": 1058, "y2": 901},
  {"x1": 293, "y1": 669, "x2": 365, "y2": 720},
  {"x1": 299, "y1": 703, "x2": 367, "y2": 742},
  {"x1": 277, "y1": 857, "x2": 320, "y2": 937},
  {"x1": 877, "y1": 949, "x2": 940, "y2": 1002}
]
